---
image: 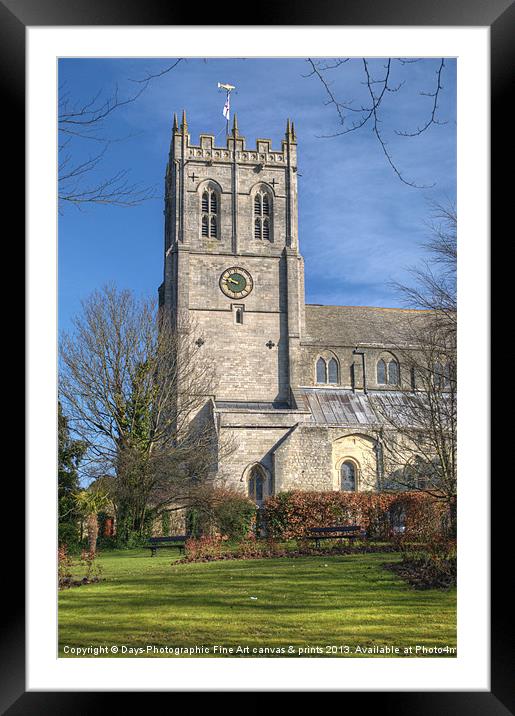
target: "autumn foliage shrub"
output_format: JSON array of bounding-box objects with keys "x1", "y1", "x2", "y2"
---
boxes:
[
  {"x1": 183, "y1": 535, "x2": 288, "y2": 562},
  {"x1": 184, "y1": 535, "x2": 224, "y2": 561},
  {"x1": 263, "y1": 491, "x2": 448, "y2": 541}
]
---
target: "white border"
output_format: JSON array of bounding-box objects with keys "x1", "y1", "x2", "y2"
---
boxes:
[{"x1": 27, "y1": 26, "x2": 489, "y2": 691}]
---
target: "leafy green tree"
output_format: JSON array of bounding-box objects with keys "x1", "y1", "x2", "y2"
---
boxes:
[{"x1": 58, "y1": 401, "x2": 86, "y2": 546}]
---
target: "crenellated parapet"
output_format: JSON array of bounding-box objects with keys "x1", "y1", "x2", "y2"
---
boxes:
[{"x1": 169, "y1": 111, "x2": 297, "y2": 168}]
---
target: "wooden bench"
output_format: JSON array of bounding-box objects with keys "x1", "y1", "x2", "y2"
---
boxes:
[
  {"x1": 307, "y1": 525, "x2": 367, "y2": 548},
  {"x1": 147, "y1": 536, "x2": 187, "y2": 557}
]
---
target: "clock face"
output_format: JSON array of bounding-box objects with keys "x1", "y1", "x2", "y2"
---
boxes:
[{"x1": 219, "y1": 267, "x2": 254, "y2": 299}]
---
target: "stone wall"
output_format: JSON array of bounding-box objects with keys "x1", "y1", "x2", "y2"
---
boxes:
[
  {"x1": 273, "y1": 424, "x2": 334, "y2": 492},
  {"x1": 217, "y1": 423, "x2": 293, "y2": 497},
  {"x1": 297, "y1": 343, "x2": 414, "y2": 391}
]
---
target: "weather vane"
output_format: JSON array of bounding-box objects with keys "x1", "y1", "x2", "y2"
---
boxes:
[{"x1": 218, "y1": 82, "x2": 236, "y2": 135}]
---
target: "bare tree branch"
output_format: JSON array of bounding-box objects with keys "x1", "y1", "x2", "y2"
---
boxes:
[
  {"x1": 58, "y1": 60, "x2": 182, "y2": 212},
  {"x1": 305, "y1": 57, "x2": 448, "y2": 188}
]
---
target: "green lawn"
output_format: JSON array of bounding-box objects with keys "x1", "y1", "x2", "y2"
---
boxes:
[{"x1": 58, "y1": 549, "x2": 456, "y2": 658}]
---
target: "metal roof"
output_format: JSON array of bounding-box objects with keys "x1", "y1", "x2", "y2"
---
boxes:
[
  {"x1": 300, "y1": 388, "x2": 378, "y2": 426},
  {"x1": 215, "y1": 400, "x2": 291, "y2": 412},
  {"x1": 298, "y1": 388, "x2": 435, "y2": 427}
]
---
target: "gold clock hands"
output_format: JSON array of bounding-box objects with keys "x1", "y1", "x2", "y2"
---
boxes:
[{"x1": 227, "y1": 277, "x2": 239, "y2": 285}]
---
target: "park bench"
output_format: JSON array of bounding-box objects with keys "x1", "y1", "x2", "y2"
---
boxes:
[
  {"x1": 147, "y1": 536, "x2": 187, "y2": 557},
  {"x1": 307, "y1": 525, "x2": 367, "y2": 548}
]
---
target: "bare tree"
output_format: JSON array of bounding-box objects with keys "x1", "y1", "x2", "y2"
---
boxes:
[
  {"x1": 368, "y1": 202, "x2": 457, "y2": 530},
  {"x1": 59, "y1": 284, "x2": 228, "y2": 537},
  {"x1": 58, "y1": 60, "x2": 182, "y2": 212},
  {"x1": 305, "y1": 58, "x2": 449, "y2": 188}
]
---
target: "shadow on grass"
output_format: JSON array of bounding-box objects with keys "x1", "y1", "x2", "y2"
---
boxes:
[{"x1": 59, "y1": 553, "x2": 456, "y2": 659}]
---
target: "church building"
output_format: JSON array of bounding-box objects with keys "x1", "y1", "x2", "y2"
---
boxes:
[{"x1": 159, "y1": 112, "x2": 428, "y2": 504}]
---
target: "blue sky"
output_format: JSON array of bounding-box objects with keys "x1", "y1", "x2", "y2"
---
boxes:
[{"x1": 58, "y1": 57, "x2": 456, "y2": 331}]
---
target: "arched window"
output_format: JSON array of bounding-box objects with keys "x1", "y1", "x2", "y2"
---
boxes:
[
  {"x1": 388, "y1": 360, "x2": 400, "y2": 385},
  {"x1": 328, "y1": 358, "x2": 338, "y2": 384},
  {"x1": 377, "y1": 357, "x2": 400, "y2": 385},
  {"x1": 253, "y1": 189, "x2": 272, "y2": 241},
  {"x1": 316, "y1": 357, "x2": 327, "y2": 383},
  {"x1": 200, "y1": 185, "x2": 219, "y2": 238},
  {"x1": 377, "y1": 359, "x2": 386, "y2": 385},
  {"x1": 340, "y1": 461, "x2": 357, "y2": 491},
  {"x1": 248, "y1": 465, "x2": 269, "y2": 504}
]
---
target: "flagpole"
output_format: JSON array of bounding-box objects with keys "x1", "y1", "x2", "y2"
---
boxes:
[{"x1": 219, "y1": 83, "x2": 235, "y2": 137}]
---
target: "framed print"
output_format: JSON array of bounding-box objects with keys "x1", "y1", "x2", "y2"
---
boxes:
[{"x1": 6, "y1": 0, "x2": 507, "y2": 709}]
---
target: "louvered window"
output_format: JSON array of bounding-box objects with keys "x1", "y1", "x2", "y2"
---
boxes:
[
  {"x1": 253, "y1": 190, "x2": 272, "y2": 241},
  {"x1": 201, "y1": 187, "x2": 219, "y2": 238}
]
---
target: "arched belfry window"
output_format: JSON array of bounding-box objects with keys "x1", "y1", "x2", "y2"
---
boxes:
[
  {"x1": 200, "y1": 185, "x2": 219, "y2": 238},
  {"x1": 253, "y1": 188, "x2": 273, "y2": 241}
]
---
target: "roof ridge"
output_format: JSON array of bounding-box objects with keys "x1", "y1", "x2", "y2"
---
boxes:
[{"x1": 305, "y1": 304, "x2": 432, "y2": 313}]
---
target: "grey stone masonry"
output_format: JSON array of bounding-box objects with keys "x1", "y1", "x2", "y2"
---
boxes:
[{"x1": 162, "y1": 112, "x2": 305, "y2": 404}]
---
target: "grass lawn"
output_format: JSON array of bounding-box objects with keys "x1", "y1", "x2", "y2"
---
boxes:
[{"x1": 58, "y1": 549, "x2": 456, "y2": 658}]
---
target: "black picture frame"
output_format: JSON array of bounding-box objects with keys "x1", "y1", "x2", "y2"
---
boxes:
[{"x1": 8, "y1": 0, "x2": 504, "y2": 710}]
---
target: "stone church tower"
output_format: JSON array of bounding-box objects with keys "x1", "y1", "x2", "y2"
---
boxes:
[
  {"x1": 159, "y1": 112, "x2": 432, "y2": 504},
  {"x1": 160, "y1": 111, "x2": 305, "y2": 405}
]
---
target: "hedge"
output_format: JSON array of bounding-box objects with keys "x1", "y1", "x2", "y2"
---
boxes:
[{"x1": 262, "y1": 490, "x2": 449, "y2": 540}]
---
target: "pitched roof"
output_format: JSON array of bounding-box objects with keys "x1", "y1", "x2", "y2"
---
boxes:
[{"x1": 303, "y1": 304, "x2": 430, "y2": 347}]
